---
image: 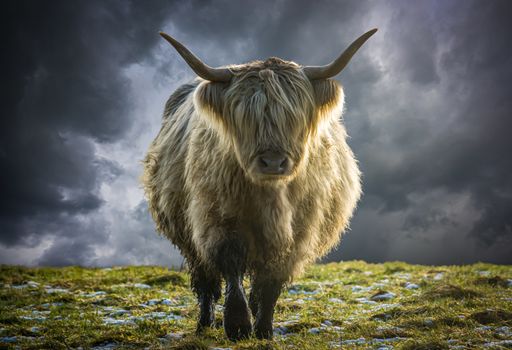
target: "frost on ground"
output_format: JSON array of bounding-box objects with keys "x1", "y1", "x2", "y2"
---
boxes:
[{"x1": 0, "y1": 262, "x2": 511, "y2": 349}]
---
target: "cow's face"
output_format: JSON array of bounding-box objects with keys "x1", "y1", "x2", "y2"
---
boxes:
[
  {"x1": 161, "y1": 29, "x2": 375, "y2": 184},
  {"x1": 195, "y1": 58, "x2": 343, "y2": 185}
]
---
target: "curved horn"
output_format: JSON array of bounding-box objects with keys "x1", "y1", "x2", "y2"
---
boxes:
[
  {"x1": 303, "y1": 28, "x2": 378, "y2": 80},
  {"x1": 159, "y1": 32, "x2": 233, "y2": 82}
]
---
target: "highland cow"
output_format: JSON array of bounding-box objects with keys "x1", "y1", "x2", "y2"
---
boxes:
[{"x1": 142, "y1": 29, "x2": 376, "y2": 340}]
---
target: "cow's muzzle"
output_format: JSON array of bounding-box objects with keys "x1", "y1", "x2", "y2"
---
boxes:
[{"x1": 256, "y1": 151, "x2": 292, "y2": 176}]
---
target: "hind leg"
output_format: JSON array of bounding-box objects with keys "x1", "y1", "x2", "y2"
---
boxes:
[{"x1": 190, "y1": 261, "x2": 221, "y2": 333}]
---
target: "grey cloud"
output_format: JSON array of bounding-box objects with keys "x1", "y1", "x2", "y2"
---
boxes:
[
  {"x1": 0, "y1": 0, "x2": 175, "y2": 254},
  {"x1": 2, "y1": 0, "x2": 511, "y2": 266}
]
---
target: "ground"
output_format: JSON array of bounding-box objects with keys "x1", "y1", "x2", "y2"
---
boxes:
[{"x1": 0, "y1": 261, "x2": 511, "y2": 350}]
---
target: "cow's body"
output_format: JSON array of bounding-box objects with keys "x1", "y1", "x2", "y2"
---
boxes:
[{"x1": 142, "y1": 30, "x2": 375, "y2": 340}]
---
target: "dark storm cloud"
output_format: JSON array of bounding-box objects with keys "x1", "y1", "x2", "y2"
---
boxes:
[
  {"x1": 0, "y1": 1, "x2": 173, "y2": 248},
  {"x1": 384, "y1": 1, "x2": 512, "y2": 242},
  {"x1": 326, "y1": 0, "x2": 512, "y2": 263},
  {"x1": 2, "y1": 0, "x2": 511, "y2": 266}
]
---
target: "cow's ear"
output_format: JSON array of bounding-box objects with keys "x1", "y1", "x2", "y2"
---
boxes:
[
  {"x1": 194, "y1": 80, "x2": 227, "y2": 121},
  {"x1": 311, "y1": 79, "x2": 344, "y2": 113}
]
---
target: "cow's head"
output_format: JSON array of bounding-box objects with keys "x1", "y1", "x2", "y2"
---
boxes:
[{"x1": 160, "y1": 30, "x2": 376, "y2": 185}]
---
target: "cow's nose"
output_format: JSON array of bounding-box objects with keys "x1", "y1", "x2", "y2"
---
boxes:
[{"x1": 257, "y1": 151, "x2": 289, "y2": 175}]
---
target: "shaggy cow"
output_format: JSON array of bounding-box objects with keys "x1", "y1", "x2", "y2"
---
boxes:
[{"x1": 142, "y1": 29, "x2": 376, "y2": 340}]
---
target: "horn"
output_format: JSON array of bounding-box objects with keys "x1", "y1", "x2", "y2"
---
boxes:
[
  {"x1": 159, "y1": 32, "x2": 233, "y2": 82},
  {"x1": 303, "y1": 28, "x2": 378, "y2": 80}
]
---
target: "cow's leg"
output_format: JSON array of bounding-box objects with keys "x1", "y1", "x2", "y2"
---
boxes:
[
  {"x1": 190, "y1": 262, "x2": 221, "y2": 333},
  {"x1": 250, "y1": 273, "x2": 284, "y2": 339},
  {"x1": 216, "y1": 238, "x2": 252, "y2": 341}
]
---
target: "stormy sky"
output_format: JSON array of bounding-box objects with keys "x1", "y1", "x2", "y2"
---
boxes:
[{"x1": 1, "y1": 0, "x2": 511, "y2": 267}]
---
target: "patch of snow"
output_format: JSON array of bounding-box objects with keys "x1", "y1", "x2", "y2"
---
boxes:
[
  {"x1": 355, "y1": 297, "x2": 378, "y2": 305},
  {"x1": 477, "y1": 271, "x2": 491, "y2": 276},
  {"x1": 404, "y1": 282, "x2": 419, "y2": 290},
  {"x1": 287, "y1": 287, "x2": 319, "y2": 295},
  {"x1": 372, "y1": 303, "x2": 401, "y2": 311},
  {"x1": 433, "y1": 273, "x2": 444, "y2": 281},
  {"x1": 164, "y1": 314, "x2": 183, "y2": 321},
  {"x1": 308, "y1": 327, "x2": 321, "y2": 334},
  {"x1": 146, "y1": 311, "x2": 170, "y2": 319},
  {"x1": 328, "y1": 297, "x2": 344, "y2": 304},
  {"x1": 495, "y1": 326, "x2": 511, "y2": 336},
  {"x1": 91, "y1": 342, "x2": 118, "y2": 350},
  {"x1": 20, "y1": 314, "x2": 47, "y2": 322},
  {"x1": 371, "y1": 292, "x2": 396, "y2": 301},
  {"x1": 341, "y1": 337, "x2": 366, "y2": 345},
  {"x1": 423, "y1": 318, "x2": 434, "y2": 327},
  {"x1": 12, "y1": 284, "x2": 30, "y2": 289},
  {"x1": 372, "y1": 337, "x2": 407, "y2": 343},
  {"x1": 163, "y1": 332, "x2": 184, "y2": 340},
  {"x1": 376, "y1": 326, "x2": 404, "y2": 333},
  {"x1": 351, "y1": 285, "x2": 372, "y2": 292},
  {"x1": 111, "y1": 283, "x2": 151, "y2": 289},
  {"x1": 102, "y1": 306, "x2": 116, "y2": 312},
  {"x1": 0, "y1": 336, "x2": 17, "y2": 343},
  {"x1": 45, "y1": 287, "x2": 69, "y2": 294},
  {"x1": 40, "y1": 302, "x2": 63, "y2": 308},
  {"x1": 109, "y1": 310, "x2": 130, "y2": 317},
  {"x1": 82, "y1": 291, "x2": 107, "y2": 298},
  {"x1": 274, "y1": 326, "x2": 289, "y2": 336},
  {"x1": 393, "y1": 272, "x2": 411, "y2": 279},
  {"x1": 483, "y1": 340, "x2": 512, "y2": 348},
  {"x1": 102, "y1": 318, "x2": 135, "y2": 326}
]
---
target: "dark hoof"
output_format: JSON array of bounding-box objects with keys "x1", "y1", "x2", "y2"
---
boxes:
[
  {"x1": 224, "y1": 289, "x2": 252, "y2": 340},
  {"x1": 254, "y1": 320, "x2": 273, "y2": 339},
  {"x1": 225, "y1": 317, "x2": 252, "y2": 341},
  {"x1": 196, "y1": 320, "x2": 214, "y2": 334},
  {"x1": 196, "y1": 304, "x2": 215, "y2": 334}
]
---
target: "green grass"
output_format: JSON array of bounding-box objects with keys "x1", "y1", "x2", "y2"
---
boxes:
[{"x1": 0, "y1": 261, "x2": 511, "y2": 349}]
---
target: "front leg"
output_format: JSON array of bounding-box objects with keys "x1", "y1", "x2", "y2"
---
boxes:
[
  {"x1": 190, "y1": 262, "x2": 221, "y2": 333},
  {"x1": 251, "y1": 274, "x2": 284, "y2": 339},
  {"x1": 216, "y1": 238, "x2": 252, "y2": 341}
]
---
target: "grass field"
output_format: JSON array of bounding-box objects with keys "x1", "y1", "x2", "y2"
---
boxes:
[{"x1": 1, "y1": 261, "x2": 511, "y2": 349}]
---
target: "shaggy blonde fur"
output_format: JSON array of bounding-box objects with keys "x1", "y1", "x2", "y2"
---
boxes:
[{"x1": 142, "y1": 57, "x2": 361, "y2": 282}]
